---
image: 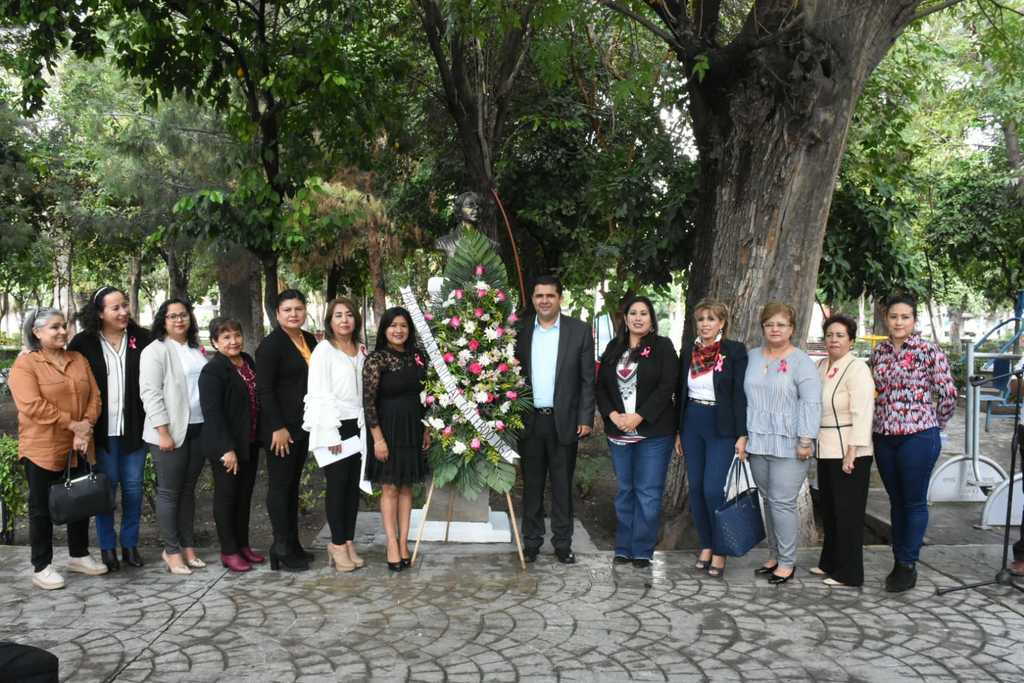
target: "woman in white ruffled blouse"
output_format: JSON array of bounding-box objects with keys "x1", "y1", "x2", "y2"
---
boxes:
[{"x1": 303, "y1": 296, "x2": 369, "y2": 572}]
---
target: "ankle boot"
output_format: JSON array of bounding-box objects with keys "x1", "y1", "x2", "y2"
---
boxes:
[
  {"x1": 101, "y1": 549, "x2": 120, "y2": 572},
  {"x1": 269, "y1": 540, "x2": 309, "y2": 572},
  {"x1": 327, "y1": 543, "x2": 356, "y2": 572},
  {"x1": 885, "y1": 563, "x2": 917, "y2": 593},
  {"x1": 346, "y1": 544, "x2": 365, "y2": 568},
  {"x1": 239, "y1": 546, "x2": 266, "y2": 564},
  {"x1": 221, "y1": 553, "x2": 253, "y2": 573}
]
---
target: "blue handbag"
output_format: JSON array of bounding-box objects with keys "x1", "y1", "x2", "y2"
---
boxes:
[{"x1": 712, "y1": 459, "x2": 766, "y2": 557}]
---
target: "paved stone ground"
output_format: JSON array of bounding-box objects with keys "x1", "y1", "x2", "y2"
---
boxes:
[{"x1": 3, "y1": 543, "x2": 1024, "y2": 682}]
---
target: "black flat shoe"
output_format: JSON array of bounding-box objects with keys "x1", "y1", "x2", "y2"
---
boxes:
[
  {"x1": 555, "y1": 550, "x2": 576, "y2": 565},
  {"x1": 613, "y1": 555, "x2": 632, "y2": 565},
  {"x1": 101, "y1": 549, "x2": 120, "y2": 572},
  {"x1": 632, "y1": 559, "x2": 652, "y2": 569},
  {"x1": 121, "y1": 547, "x2": 144, "y2": 568},
  {"x1": 754, "y1": 563, "x2": 779, "y2": 576},
  {"x1": 768, "y1": 569, "x2": 795, "y2": 585}
]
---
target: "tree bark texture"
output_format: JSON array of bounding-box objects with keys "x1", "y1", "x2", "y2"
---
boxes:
[
  {"x1": 164, "y1": 248, "x2": 189, "y2": 302},
  {"x1": 128, "y1": 252, "x2": 143, "y2": 321}
]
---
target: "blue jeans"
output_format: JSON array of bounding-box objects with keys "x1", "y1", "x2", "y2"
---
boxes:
[
  {"x1": 873, "y1": 427, "x2": 941, "y2": 564},
  {"x1": 609, "y1": 435, "x2": 674, "y2": 560},
  {"x1": 681, "y1": 402, "x2": 735, "y2": 553},
  {"x1": 94, "y1": 436, "x2": 147, "y2": 550}
]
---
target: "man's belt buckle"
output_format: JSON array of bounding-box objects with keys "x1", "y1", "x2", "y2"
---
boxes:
[{"x1": 535, "y1": 407, "x2": 554, "y2": 415}]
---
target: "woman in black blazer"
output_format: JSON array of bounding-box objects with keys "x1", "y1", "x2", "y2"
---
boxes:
[
  {"x1": 68, "y1": 286, "x2": 152, "y2": 572},
  {"x1": 676, "y1": 299, "x2": 748, "y2": 578},
  {"x1": 256, "y1": 289, "x2": 318, "y2": 571},
  {"x1": 596, "y1": 295, "x2": 679, "y2": 568},
  {"x1": 198, "y1": 318, "x2": 263, "y2": 572}
]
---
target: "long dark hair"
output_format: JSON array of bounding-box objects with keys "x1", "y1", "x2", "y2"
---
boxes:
[
  {"x1": 77, "y1": 286, "x2": 133, "y2": 335},
  {"x1": 603, "y1": 295, "x2": 659, "y2": 363},
  {"x1": 152, "y1": 298, "x2": 200, "y2": 348},
  {"x1": 375, "y1": 306, "x2": 417, "y2": 353}
]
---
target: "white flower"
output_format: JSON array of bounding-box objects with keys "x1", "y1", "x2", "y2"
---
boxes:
[
  {"x1": 481, "y1": 313, "x2": 491, "y2": 322},
  {"x1": 484, "y1": 326, "x2": 499, "y2": 341},
  {"x1": 452, "y1": 440, "x2": 467, "y2": 454},
  {"x1": 455, "y1": 336, "x2": 468, "y2": 347},
  {"x1": 505, "y1": 342, "x2": 515, "y2": 357},
  {"x1": 463, "y1": 320, "x2": 477, "y2": 334},
  {"x1": 428, "y1": 417, "x2": 445, "y2": 431},
  {"x1": 499, "y1": 401, "x2": 511, "y2": 413},
  {"x1": 420, "y1": 391, "x2": 428, "y2": 404},
  {"x1": 475, "y1": 280, "x2": 490, "y2": 291},
  {"x1": 478, "y1": 354, "x2": 492, "y2": 367},
  {"x1": 458, "y1": 349, "x2": 472, "y2": 363},
  {"x1": 439, "y1": 393, "x2": 452, "y2": 408},
  {"x1": 473, "y1": 390, "x2": 489, "y2": 404}
]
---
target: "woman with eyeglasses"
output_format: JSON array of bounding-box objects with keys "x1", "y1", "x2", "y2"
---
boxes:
[
  {"x1": 743, "y1": 302, "x2": 821, "y2": 585},
  {"x1": 139, "y1": 299, "x2": 208, "y2": 575}
]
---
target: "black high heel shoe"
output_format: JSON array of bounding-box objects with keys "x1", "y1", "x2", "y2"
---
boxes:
[
  {"x1": 400, "y1": 555, "x2": 412, "y2": 569},
  {"x1": 768, "y1": 568, "x2": 795, "y2": 585},
  {"x1": 754, "y1": 562, "x2": 779, "y2": 576},
  {"x1": 269, "y1": 543, "x2": 309, "y2": 572}
]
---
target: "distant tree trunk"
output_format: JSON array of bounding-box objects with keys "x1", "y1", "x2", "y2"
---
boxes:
[
  {"x1": 260, "y1": 252, "x2": 279, "y2": 327},
  {"x1": 658, "y1": 455, "x2": 694, "y2": 549},
  {"x1": 128, "y1": 251, "x2": 143, "y2": 321},
  {"x1": 326, "y1": 262, "x2": 343, "y2": 302},
  {"x1": 872, "y1": 298, "x2": 888, "y2": 336},
  {"x1": 165, "y1": 249, "x2": 189, "y2": 302},
  {"x1": 218, "y1": 243, "x2": 262, "y2": 353},
  {"x1": 949, "y1": 303, "x2": 965, "y2": 350},
  {"x1": 366, "y1": 219, "x2": 386, "y2": 320}
]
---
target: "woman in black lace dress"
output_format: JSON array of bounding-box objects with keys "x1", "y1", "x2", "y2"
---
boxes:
[{"x1": 363, "y1": 307, "x2": 430, "y2": 572}]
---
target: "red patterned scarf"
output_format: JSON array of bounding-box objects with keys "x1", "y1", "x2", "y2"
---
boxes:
[{"x1": 690, "y1": 338, "x2": 721, "y2": 378}]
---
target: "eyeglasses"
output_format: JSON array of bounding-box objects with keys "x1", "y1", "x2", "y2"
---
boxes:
[
  {"x1": 762, "y1": 322, "x2": 791, "y2": 329},
  {"x1": 166, "y1": 313, "x2": 191, "y2": 321}
]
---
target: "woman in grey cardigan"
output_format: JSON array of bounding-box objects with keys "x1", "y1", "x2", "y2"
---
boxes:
[
  {"x1": 140, "y1": 299, "x2": 208, "y2": 575},
  {"x1": 743, "y1": 302, "x2": 822, "y2": 585}
]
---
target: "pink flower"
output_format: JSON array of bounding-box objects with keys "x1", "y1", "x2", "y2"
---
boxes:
[
  {"x1": 414, "y1": 354, "x2": 424, "y2": 367},
  {"x1": 442, "y1": 426, "x2": 453, "y2": 437},
  {"x1": 449, "y1": 316, "x2": 461, "y2": 329},
  {"x1": 475, "y1": 265, "x2": 485, "y2": 276},
  {"x1": 443, "y1": 352, "x2": 455, "y2": 363},
  {"x1": 505, "y1": 390, "x2": 518, "y2": 400},
  {"x1": 471, "y1": 437, "x2": 481, "y2": 450},
  {"x1": 496, "y1": 290, "x2": 507, "y2": 302},
  {"x1": 468, "y1": 362, "x2": 483, "y2": 375},
  {"x1": 497, "y1": 362, "x2": 509, "y2": 373},
  {"x1": 454, "y1": 289, "x2": 464, "y2": 300},
  {"x1": 468, "y1": 339, "x2": 480, "y2": 351},
  {"x1": 475, "y1": 289, "x2": 486, "y2": 298},
  {"x1": 507, "y1": 312, "x2": 519, "y2": 324},
  {"x1": 425, "y1": 395, "x2": 435, "y2": 405},
  {"x1": 487, "y1": 392, "x2": 495, "y2": 403},
  {"x1": 424, "y1": 312, "x2": 434, "y2": 321},
  {"x1": 474, "y1": 307, "x2": 484, "y2": 318},
  {"x1": 495, "y1": 420, "x2": 505, "y2": 431},
  {"x1": 640, "y1": 346, "x2": 651, "y2": 358},
  {"x1": 128, "y1": 336, "x2": 137, "y2": 350},
  {"x1": 495, "y1": 326, "x2": 505, "y2": 338},
  {"x1": 778, "y1": 359, "x2": 788, "y2": 374}
]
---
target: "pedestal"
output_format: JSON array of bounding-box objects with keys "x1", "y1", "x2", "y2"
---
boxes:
[{"x1": 412, "y1": 483, "x2": 512, "y2": 542}]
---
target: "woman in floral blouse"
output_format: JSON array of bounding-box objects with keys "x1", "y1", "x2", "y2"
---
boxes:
[{"x1": 871, "y1": 294, "x2": 957, "y2": 593}]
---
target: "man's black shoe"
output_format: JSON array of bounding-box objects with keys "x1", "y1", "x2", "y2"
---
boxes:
[
  {"x1": 524, "y1": 549, "x2": 539, "y2": 563},
  {"x1": 555, "y1": 550, "x2": 576, "y2": 564}
]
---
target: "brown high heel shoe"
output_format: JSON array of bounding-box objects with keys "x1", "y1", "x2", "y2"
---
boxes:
[
  {"x1": 327, "y1": 543, "x2": 356, "y2": 572},
  {"x1": 346, "y1": 543, "x2": 365, "y2": 568}
]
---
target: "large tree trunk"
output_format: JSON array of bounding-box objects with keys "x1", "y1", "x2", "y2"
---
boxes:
[
  {"x1": 366, "y1": 219, "x2": 386, "y2": 321},
  {"x1": 164, "y1": 249, "x2": 189, "y2": 302},
  {"x1": 218, "y1": 243, "x2": 263, "y2": 353},
  {"x1": 260, "y1": 252, "x2": 279, "y2": 327}
]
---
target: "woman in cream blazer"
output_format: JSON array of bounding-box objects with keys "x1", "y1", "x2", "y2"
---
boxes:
[{"x1": 814, "y1": 314, "x2": 875, "y2": 588}]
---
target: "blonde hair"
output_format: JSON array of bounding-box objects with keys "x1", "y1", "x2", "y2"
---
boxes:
[
  {"x1": 693, "y1": 299, "x2": 730, "y2": 335},
  {"x1": 759, "y1": 302, "x2": 797, "y2": 327}
]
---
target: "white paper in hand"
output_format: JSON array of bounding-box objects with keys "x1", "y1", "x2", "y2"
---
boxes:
[{"x1": 313, "y1": 435, "x2": 362, "y2": 468}]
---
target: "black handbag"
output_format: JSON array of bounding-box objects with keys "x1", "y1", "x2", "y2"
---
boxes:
[{"x1": 48, "y1": 451, "x2": 114, "y2": 525}]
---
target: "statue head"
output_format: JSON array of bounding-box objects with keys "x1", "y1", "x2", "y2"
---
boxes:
[{"x1": 454, "y1": 191, "x2": 482, "y2": 225}]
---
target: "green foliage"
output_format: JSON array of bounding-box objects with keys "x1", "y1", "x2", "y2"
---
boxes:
[
  {"x1": 439, "y1": 228, "x2": 509, "y2": 301},
  {"x1": 573, "y1": 451, "x2": 610, "y2": 498},
  {"x1": 0, "y1": 434, "x2": 27, "y2": 540}
]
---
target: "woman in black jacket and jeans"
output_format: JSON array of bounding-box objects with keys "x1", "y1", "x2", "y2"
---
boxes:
[
  {"x1": 198, "y1": 318, "x2": 263, "y2": 572},
  {"x1": 676, "y1": 299, "x2": 748, "y2": 578},
  {"x1": 596, "y1": 295, "x2": 679, "y2": 568}
]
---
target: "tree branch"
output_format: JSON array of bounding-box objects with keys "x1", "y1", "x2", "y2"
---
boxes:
[
  {"x1": 909, "y1": 0, "x2": 968, "y2": 24},
  {"x1": 594, "y1": 0, "x2": 684, "y2": 52}
]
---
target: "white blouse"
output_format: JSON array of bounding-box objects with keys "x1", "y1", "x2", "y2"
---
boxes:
[
  {"x1": 170, "y1": 339, "x2": 207, "y2": 424},
  {"x1": 303, "y1": 340, "x2": 366, "y2": 451},
  {"x1": 687, "y1": 368, "x2": 716, "y2": 402},
  {"x1": 100, "y1": 334, "x2": 127, "y2": 436}
]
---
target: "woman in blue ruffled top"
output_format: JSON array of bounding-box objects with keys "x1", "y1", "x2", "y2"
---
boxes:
[{"x1": 743, "y1": 302, "x2": 822, "y2": 585}]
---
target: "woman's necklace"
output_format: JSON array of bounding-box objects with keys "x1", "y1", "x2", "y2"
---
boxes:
[
  {"x1": 762, "y1": 345, "x2": 790, "y2": 374},
  {"x1": 102, "y1": 329, "x2": 125, "y2": 352}
]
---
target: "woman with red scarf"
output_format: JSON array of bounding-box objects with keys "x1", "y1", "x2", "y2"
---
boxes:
[{"x1": 675, "y1": 300, "x2": 749, "y2": 578}]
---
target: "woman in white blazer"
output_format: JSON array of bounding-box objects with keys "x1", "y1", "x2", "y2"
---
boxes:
[
  {"x1": 303, "y1": 296, "x2": 369, "y2": 572},
  {"x1": 140, "y1": 299, "x2": 208, "y2": 575}
]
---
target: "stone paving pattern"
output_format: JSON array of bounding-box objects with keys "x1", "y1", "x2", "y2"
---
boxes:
[{"x1": 3, "y1": 544, "x2": 1024, "y2": 682}]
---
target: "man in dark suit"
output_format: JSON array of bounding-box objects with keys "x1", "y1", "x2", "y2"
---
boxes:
[{"x1": 515, "y1": 275, "x2": 595, "y2": 564}]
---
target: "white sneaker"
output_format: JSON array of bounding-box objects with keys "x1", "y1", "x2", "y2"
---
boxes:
[
  {"x1": 33, "y1": 565, "x2": 66, "y2": 590},
  {"x1": 67, "y1": 553, "x2": 109, "y2": 576}
]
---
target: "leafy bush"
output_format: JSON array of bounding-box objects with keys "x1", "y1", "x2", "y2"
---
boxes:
[{"x1": 0, "y1": 434, "x2": 27, "y2": 543}]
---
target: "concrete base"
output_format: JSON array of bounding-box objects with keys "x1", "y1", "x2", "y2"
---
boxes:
[{"x1": 410, "y1": 508, "x2": 512, "y2": 542}]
